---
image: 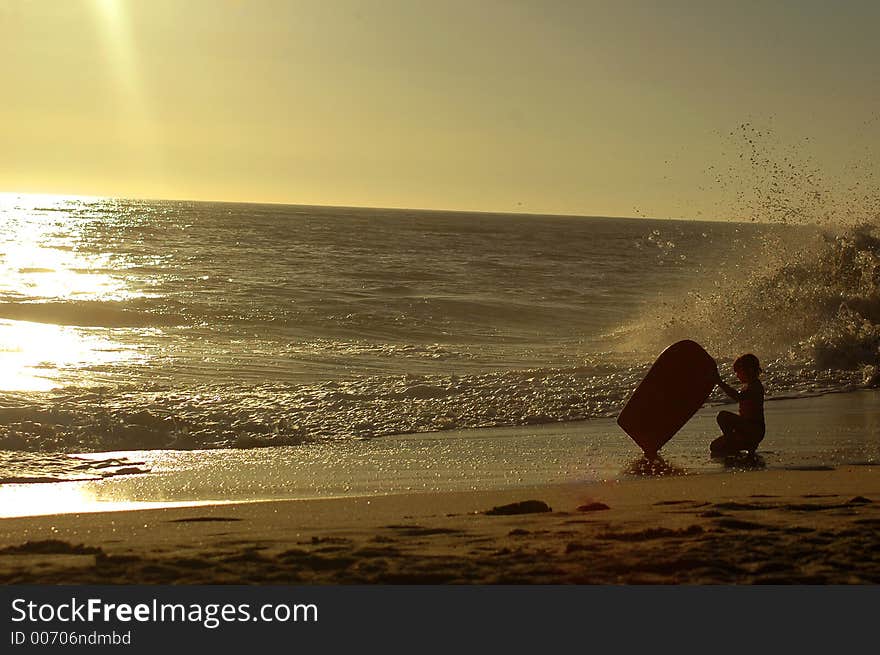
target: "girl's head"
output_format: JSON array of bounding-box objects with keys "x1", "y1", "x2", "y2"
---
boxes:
[{"x1": 733, "y1": 353, "x2": 761, "y2": 382}]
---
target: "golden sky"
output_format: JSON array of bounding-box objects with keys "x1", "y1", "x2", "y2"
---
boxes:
[{"x1": 1, "y1": 0, "x2": 878, "y2": 218}]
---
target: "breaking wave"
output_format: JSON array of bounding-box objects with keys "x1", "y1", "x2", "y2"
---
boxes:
[{"x1": 620, "y1": 122, "x2": 880, "y2": 385}]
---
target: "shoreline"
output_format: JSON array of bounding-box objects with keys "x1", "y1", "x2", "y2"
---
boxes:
[
  {"x1": 1, "y1": 464, "x2": 876, "y2": 584},
  {"x1": 1, "y1": 389, "x2": 878, "y2": 520}
]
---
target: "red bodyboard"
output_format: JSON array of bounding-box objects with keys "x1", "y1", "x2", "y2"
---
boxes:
[{"x1": 617, "y1": 340, "x2": 717, "y2": 455}]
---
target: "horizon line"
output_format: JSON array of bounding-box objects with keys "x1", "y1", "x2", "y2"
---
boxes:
[{"x1": 0, "y1": 188, "x2": 747, "y2": 225}]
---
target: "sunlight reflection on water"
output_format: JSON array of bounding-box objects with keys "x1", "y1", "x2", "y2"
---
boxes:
[
  {"x1": 0, "y1": 320, "x2": 141, "y2": 391},
  {"x1": 0, "y1": 194, "x2": 148, "y2": 390}
]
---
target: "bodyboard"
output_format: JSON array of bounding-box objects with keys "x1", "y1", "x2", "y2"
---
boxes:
[{"x1": 617, "y1": 340, "x2": 717, "y2": 455}]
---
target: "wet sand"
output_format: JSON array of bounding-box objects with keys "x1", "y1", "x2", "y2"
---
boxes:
[{"x1": 1, "y1": 465, "x2": 877, "y2": 584}]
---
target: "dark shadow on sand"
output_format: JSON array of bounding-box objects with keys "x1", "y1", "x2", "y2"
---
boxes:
[{"x1": 713, "y1": 452, "x2": 767, "y2": 471}]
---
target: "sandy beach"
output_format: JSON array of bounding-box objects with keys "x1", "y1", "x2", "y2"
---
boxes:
[{"x1": 1, "y1": 464, "x2": 876, "y2": 584}]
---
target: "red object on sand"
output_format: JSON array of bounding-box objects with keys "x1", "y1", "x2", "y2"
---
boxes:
[{"x1": 617, "y1": 340, "x2": 717, "y2": 456}]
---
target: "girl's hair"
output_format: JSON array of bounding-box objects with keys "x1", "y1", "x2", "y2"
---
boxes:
[{"x1": 734, "y1": 353, "x2": 761, "y2": 374}]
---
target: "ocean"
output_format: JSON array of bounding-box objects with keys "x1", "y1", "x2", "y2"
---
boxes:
[{"x1": 1, "y1": 194, "x2": 878, "y2": 512}]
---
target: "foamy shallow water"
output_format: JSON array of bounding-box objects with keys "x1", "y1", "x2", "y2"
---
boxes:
[{"x1": 1, "y1": 391, "x2": 876, "y2": 518}]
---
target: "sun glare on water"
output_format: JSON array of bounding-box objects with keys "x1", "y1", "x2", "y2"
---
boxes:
[
  {"x1": 0, "y1": 193, "x2": 144, "y2": 391},
  {"x1": 0, "y1": 320, "x2": 136, "y2": 392},
  {"x1": 2, "y1": 224, "x2": 123, "y2": 303}
]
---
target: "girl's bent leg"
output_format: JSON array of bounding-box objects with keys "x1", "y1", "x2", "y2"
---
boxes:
[
  {"x1": 713, "y1": 411, "x2": 762, "y2": 455},
  {"x1": 716, "y1": 411, "x2": 739, "y2": 436},
  {"x1": 710, "y1": 433, "x2": 731, "y2": 455}
]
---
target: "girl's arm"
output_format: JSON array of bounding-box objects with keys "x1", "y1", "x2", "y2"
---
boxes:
[
  {"x1": 717, "y1": 378, "x2": 740, "y2": 401},
  {"x1": 714, "y1": 366, "x2": 740, "y2": 400}
]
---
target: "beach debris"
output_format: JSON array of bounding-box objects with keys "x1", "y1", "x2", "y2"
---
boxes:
[
  {"x1": 577, "y1": 502, "x2": 610, "y2": 512},
  {"x1": 484, "y1": 500, "x2": 551, "y2": 515}
]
